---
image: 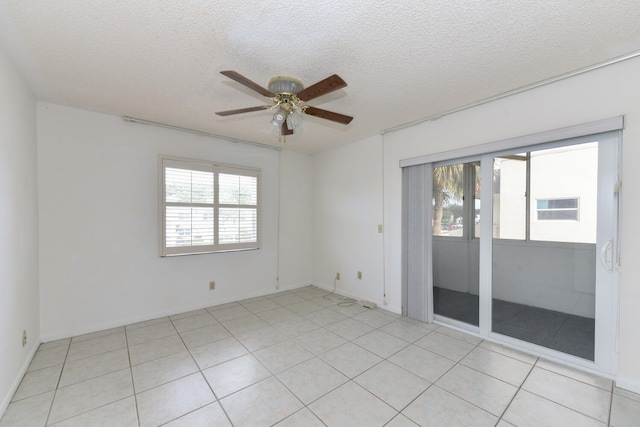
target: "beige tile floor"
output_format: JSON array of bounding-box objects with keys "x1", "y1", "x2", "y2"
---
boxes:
[{"x1": 2, "y1": 285, "x2": 640, "y2": 426}]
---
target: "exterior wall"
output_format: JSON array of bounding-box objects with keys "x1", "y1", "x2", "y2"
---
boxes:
[
  {"x1": 432, "y1": 238, "x2": 595, "y2": 318},
  {"x1": 497, "y1": 143, "x2": 598, "y2": 243}
]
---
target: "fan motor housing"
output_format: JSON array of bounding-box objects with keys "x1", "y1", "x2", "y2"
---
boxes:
[{"x1": 268, "y1": 76, "x2": 304, "y2": 95}]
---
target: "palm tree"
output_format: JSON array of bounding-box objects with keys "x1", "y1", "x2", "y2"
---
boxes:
[{"x1": 432, "y1": 164, "x2": 465, "y2": 234}]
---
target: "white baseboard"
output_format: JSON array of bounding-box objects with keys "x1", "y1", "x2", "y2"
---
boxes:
[
  {"x1": 1, "y1": 339, "x2": 42, "y2": 419},
  {"x1": 313, "y1": 282, "x2": 401, "y2": 315},
  {"x1": 276, "y1": 281, "x2": 313, "y2": 292},
  {"x1": 616, "y1": 376, "x2": 640, "y2": 395},
  {"x1": 41, "y1": 282, "x2": 314, "y2": 343}
]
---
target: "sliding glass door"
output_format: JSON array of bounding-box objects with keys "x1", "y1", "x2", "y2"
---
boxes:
[
  {"x1": 426, "y1": 130, "x2": 620, "y2": 371},
  {"x1": 432, "y1": 161, "x2": 481, "y2": 327},
  {"x1": 491, "y1": 140, "x2": 600, "y2": 360}
]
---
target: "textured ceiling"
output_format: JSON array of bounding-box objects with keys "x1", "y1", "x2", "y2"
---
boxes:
[{"x1": 1, "y1": 1, "x2": 640, "y2": 153}]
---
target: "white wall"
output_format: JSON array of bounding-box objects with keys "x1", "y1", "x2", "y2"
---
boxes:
[
  {"x1": 492, "y1": 241, "x2": 595, "y2": 317},
  {"x1": 501, "y1": 144, "x2": 598, "y2": 243},
  {"x1": 432, "y1": 238, "x2": 479, "y2": 294},
  {"x1": 312, "y1": 135, "x2": 387, "y2": 309},
  {"x1": 0, "y1": 44, "x2": 39, "y2": 414},
  {"x1": 37, "y1": 103, "x2": 313, "y2": 340},
  {"x1": 278, "y1": 149, "x2": 313, "y2": 288},
  {"x1": 382, "y1": 57, "x2": 640, "y2": 389},
  {"x1": 432, "y1": 239, "x2": 596, "y2": 318},
  {"x1": 314, "y1": 56, "x2": 640, "y2": 390}
]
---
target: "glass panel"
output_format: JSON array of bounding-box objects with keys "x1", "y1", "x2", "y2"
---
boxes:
[
  {"x1": 432, "y1": 161, "x2": 480, "y2": 326},
  {"x1": 491, "y1": 141, "x2": 597, "y2": 360},
  {"x1": 473, "y1": 163, "x2": 481, "y2": 238},
  {"x1": 219, "y1": 208, "x2": 257, "y2": 244},
  {"x1": 165, "y1": 207, "x2": 214, "y2": 247},
  {"x1": 191, "y1": 171, "x2": 214, "y2": 204},
  {"x1": 219, "y1": 173, "x2": 257, "y2": 205},
  {"x1": 530, "y1": 143, "x2": 597, "y2": 243},
  {"x1": 165, "y1": 168, "x2": 213, "y2": 204},
  {"x1": 537, "y1": 200, "x2": 580, "y2": 220},
  {"x1": 492, "y1": 154, "x2": 527, "y2": 240},
  {"x1": 165, "y1": 206, "x2": 192, "y2": 247},
  {"x1": 191, "y1": 207, "x2": 214, "y2": 245},
  {"x1": 432, "y1": 164, "x2": 464, "y2": 236},
  {"x1": 165, "y1": 168, "x2": 192, "y2": 203}
]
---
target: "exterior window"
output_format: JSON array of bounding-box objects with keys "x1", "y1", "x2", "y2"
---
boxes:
[
  {"x1": 160, "y1": 157, "x2": 259, "y2": 256},
  {"x1": 432, "y1": 161, "x2": 480, "y2": 239},
  {"x1": 536, "y1": 198, "x2": 579, "y2": 220},
  {"x1": 493, "y1": 141, "x2": 597, "y2": 243}
]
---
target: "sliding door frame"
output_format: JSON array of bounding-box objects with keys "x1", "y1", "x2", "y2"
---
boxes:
[{"x1": 400, "y1": 117, "x2": 623, "y2": 375}]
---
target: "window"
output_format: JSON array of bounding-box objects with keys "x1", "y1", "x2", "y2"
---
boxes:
[
  {"x1": 160, "y1": 157, "x2": 259, "y2": 256},
  {"x1": 432, "y1": 161, "x2": 480, "y2": 239},
  {"x1": 536, "y1": 198, "x2": 579, "y2": 220},
  {"x1": 492, "y1": 141, "x2": 597, "y2": 243}
]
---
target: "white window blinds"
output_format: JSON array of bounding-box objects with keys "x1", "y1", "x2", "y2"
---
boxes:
[{"x1": 160, "y1": 158, "x2": 260, "y2": 256}]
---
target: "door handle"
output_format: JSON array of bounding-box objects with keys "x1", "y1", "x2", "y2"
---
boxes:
[{"x1": 599, "y1": 238, "x2": 613, "y2": 272}]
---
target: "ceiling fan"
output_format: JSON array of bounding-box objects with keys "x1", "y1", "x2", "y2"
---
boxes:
[{"x1": 216, "y1": 71, "x2": 353, "y2": 137}]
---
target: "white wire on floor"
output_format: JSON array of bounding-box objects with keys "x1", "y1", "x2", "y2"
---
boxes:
[{"x1": 323, "y1": 278, "x2": 357, "y2": 307}]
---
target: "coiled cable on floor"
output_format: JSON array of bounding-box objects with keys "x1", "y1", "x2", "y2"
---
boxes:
[{"x1": 323, "y1": 278, "x2": 357, "y2": 307}]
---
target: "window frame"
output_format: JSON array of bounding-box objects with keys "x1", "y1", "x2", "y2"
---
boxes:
[
  {"x1": 492, "y1": 137, "x2": 599, "y2": 243},
  {"x1": 536, "y1": 197, "x2": 580, "y2": 221},
  {"x1": 159, "y1": 156, "x2": 261, "y2": 256}
]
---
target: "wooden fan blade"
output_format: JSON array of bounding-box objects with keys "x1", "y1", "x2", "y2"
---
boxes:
[
  {"x1": 221, "y1": 70, "x2": 274, "y2": 97},
  {"x1": 281, "y1": 121, "x2": 293, "y2": 136},
  {"x1": 215, "y1": 106, "x2": 269, "y2": 116},
  {"x1": 304, "y1": 106, "x2": 353, "y2": 125},
  {"x1": 296, "y1": 74, "x2": 347, "y2": 101}
]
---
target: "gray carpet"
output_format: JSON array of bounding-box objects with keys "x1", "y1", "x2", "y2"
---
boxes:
[{"x1": 433, "y1": 287, "x2": 594, "y2": 360}]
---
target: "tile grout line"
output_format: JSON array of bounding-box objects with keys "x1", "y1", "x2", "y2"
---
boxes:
[
  {"x1": 124, "y1": 325, "x2": 142, "y2": 427},
  {"x1": 135, "y1": 301, "x2": 456, "y2": 426},
  {"x1": 516, "y1": 359, "x2": 612, "y2": 425},
  {"x1": 230, "y1": 291, "x2": 335, "y2": 426},
  {"x1": 42, "y1": 338, "x2": 72, "y2": 426},
  {"x1": 44, "y1": 332, "x2": 133, "y2": 425},
  {"x1": 261, "y1": 298, "x2": 398, "y2": 426},
  {"x1": 169, "y1": 310, "x2": 237, "y2": 427},
  {"x1": 349, "y1": 325, "x2": 432, "y2": 419},
  {"x1": 254, "y1": 295, "x2": 368, "y2": 423},
  {"x1": 228, "y1": 292, "x2": 393, "y2": 425},
  {"x1": 494, "y1": 355, "x2": 539, "y2": 424},
  {"x1": 382, "y1": 331, "x2": 488, "y2": 425},
  {"x1": 607, "y1": 384, "x2": 614, "y2": 427},
  {"x1": 534, "y1": 362, "x2": 614, "y2": 392},
  {"x1": 9, "y1": 287, "x2": 630, "y2": 426}
]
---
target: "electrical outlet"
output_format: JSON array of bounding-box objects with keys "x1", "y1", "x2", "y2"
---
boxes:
[
  {"x1": 335, "y1": 272, "x2": 340, "y2": 280},
  {"x1": 22, "y1": 330, "x2": 27, "y2": 347},
  {"x1": 378, "y1": 224, "x2": 383, "y2": 233},
  {"x1": 209, "y1": 281, "x2": 215, "y2": 290},
  {"x1": 357, "y1": 271, "x2": 362, "y2": 279}
]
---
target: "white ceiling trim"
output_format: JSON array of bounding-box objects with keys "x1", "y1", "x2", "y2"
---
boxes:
[
  {"x1": 123, "y1": 116, "x2": 281, "y2": 151},
  {"x1": 399, "y1": 116, "x2": 624, "y2": 168},
  {"x1": 385, "y1": 50, "x2": 640, "y2": 137}
]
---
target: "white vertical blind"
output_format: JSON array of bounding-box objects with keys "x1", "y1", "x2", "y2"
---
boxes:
[{"x1": 402, "y1": 163, "x2": 434, "y2": 323}]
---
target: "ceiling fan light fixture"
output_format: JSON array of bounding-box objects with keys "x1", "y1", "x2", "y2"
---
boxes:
[
  {"x1": 286, "y1": 109, "x2": 304, "y2": 129},
  {"x1": 271, "y1": 108, "x2": 286, "y2": 126},
  {"x1": 217, "y1": 71, "x2": 353, "y2": 138},
  {"x1": 268, "y1": 76, "x2": 304, "y2": 95}
]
